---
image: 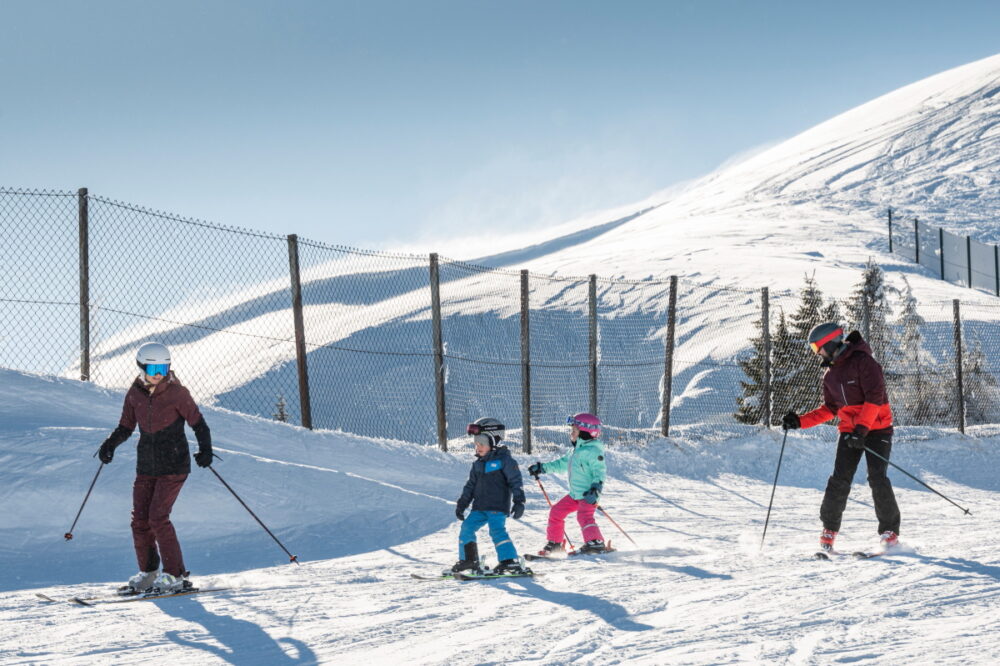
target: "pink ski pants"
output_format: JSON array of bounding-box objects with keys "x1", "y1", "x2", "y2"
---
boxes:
[{"x1": 547, "y1": 494, "x2": 604, "y2": 543}]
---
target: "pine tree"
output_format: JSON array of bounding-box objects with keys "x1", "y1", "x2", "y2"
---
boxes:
[
  {"x1": 961, "y1": 333, "x2": 1000, "y2": 425},
  {"x1": 735, "y1": 311, "x2": 769, "y2": 425},
  {"x1": 843, "y1": 259, "x2": 896, "y2": 366},
  {"x1": 890, "y1": 276, "x2": 937, "y2": 425},
  {"x1": 783, "y1": 274, "x2": 830, "y2": 414},
  {"x1": 273, "y1": 394, "x2": 289, "y2": 423}
]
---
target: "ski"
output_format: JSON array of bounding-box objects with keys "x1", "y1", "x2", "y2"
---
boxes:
[
  {"x1": 852, "y1": 549, "x2": 894, "y2": 560},
  {"x1": 453, "y1": 571, "x2": 538, "y2": 581},
  {"x1": 410, "y1": 573, "x2": 457, "y2": 581},
  {"x1": 523, "y1": 553, "x2": 569, "y2": 561},
  {"x1": 68, "y1": 588, "x2": 228, "y2": 605},
  {"x1": 814, "y1": 550, "x2": 846, "y2": 560}
]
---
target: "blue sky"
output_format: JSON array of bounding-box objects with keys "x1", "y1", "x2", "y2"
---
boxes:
[{"x1": 2, "y1": 1, "x2": 998, "y2": 250}]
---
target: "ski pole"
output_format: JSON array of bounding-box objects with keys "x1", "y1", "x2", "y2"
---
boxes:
[
  {"x1": 760, "y1": 429, "x2": 789, "y2": 550},
  {"x1": 862, "y1": 445, "x2": 972, "y2": 516},
  {"x1": 533, "y1": 475, "x2": 575, "y2": 552},
  {"x1": 595, "y1": 504, "x2": 638, "y2": 548},
  {"x1": 65, "y1": 462, "x2": 104, "y2": 540},
  {"x1": 208, "y1": 465, "x2": 300, "y2": 564}
]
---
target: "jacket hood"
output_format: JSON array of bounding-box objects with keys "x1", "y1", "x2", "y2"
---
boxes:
[{"x1": 837, "y1": 330, "x2": 873, "y2": 363}]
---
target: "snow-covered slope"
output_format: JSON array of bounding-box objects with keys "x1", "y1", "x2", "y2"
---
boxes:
[
  {"x1": 71, "y1": 54, "x2": 1000, "y2": 439},
  {"x1": 2, "y1": 369, "x2": 999, "y2": 664}
]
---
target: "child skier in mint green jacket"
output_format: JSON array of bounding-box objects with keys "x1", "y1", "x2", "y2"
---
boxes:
[{"x1": 527, "y1": 412, "x2": 608, "y2": 555}]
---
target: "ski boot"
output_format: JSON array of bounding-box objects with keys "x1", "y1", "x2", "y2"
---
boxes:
[
  {"x1": 147, "y1": 571, "x2": 193, "y2": 596},
  {"x1": 118, "y1": 570, "x2": 158, "y2": 596},
  {"x1": 493, "y1": 558, "x2": 531, "y2": 576},
  {"x1": 879, "y1": 531, "x2": 899, "y2": 549},
  {"x1": 537, "y1": 541, "x2": 565, "y2": 557},
  {"x1": 447, "y1": 542, "x2": 484, "y2": 576},
  {"x1": 819, "y1": 528, "x2": 837, "y2": 553},
  {"x1": 578, "y1": 539, "x2": 610, "y2": 554}
]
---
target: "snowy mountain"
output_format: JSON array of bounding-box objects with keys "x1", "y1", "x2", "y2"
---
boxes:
[{"x1": 69, "y1": 54, "x2": 1000, "y2": 444}]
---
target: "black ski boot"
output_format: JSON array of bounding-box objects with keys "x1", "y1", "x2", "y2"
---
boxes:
[
  {"x1": 537, "y1": 541, "x2": 565, "y2": 557},
  {"x1": 578, "y1": 539, "x2": 609, "y2": 554},
  {"x1": 446, "y1": 542, "x2": 483, "y2": 575},
  {"x1": 493, "y1": 558, "x2": 531, "y2": 576}
]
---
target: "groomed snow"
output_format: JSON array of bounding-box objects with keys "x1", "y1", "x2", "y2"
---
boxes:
[{"x1": 1, "y1": 368, "x2": 998, "y2": 664}]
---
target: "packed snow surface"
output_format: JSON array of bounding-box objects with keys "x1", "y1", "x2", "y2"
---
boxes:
[{"x1": 1, "y1": 369, "x2": 998, "y2": 665}]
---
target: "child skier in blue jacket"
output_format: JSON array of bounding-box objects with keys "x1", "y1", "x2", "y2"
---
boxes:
[{"x1": 449, "y1": 417, "x2": 530, "y2": 576}]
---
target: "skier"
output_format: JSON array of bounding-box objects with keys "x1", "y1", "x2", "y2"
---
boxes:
[
  {"x1": 97, "y1": 342, "x2": 213, "y2": 595},
  {"x1": 782, "y1": 323, "x2": 901, "y2": 553},
  {"x1": 528, "y1": 412, "x2": 609, "y2": 556},
  {"x1": 450, "y1": 417, "x2": 530, "y2": 576}
]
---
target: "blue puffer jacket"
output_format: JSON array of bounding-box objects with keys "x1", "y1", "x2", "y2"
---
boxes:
[
  {"x1": 457, "y1": 446, "x2": 526, "y2": 513},
  {"x1": 543, "y1": 437, "x2": 606, "y2": 500}
]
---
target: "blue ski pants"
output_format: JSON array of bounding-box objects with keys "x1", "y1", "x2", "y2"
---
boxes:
[{"x1": 459, "y1": 510, "x2": 518, "y2": 561}]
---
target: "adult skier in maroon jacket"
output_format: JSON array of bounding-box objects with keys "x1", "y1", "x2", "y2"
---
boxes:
[
  {"x1": 97, "y1": 341, "x2": 213, "y2": 595},
  {"x1": 782, "y1": 323, "x2": 901, "y2": 553}
]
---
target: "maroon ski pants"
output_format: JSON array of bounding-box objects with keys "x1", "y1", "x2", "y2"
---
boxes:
[{"x1": 131, "y1": 473, "x2": 188, "y2": 576}]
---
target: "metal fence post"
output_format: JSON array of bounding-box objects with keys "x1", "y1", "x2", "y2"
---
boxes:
[
  {"x1": 520, "y1": 270, "x2": 532, "y2": 454},
  {"x1": 953, "y1": 299, "x2": 965, "y2": 435},
  {"x1": 661, "y1": 276, "x2": 678, "y2": 437},
  {"x1": 887, "y1": 208, "x2": 893, "y2": 254},
  {"x1": 588, "y1": 274, "x2": 598, "y2": 416},
  {"x1": 762, "y1": 287, "x2": 771, "y2": 428},
  {"x1": 286, "y1": 234, "x2": 312, "y2": 430},
  {"x1": 430, "y1": 253, "x2": 447, "y2": 451},
  {"x1": 914, "y1": 218, "x2": 920, "y2": 265},
  {"x1": 995, "y1": 245, "x2": 999, "y2": 297},
  {"x1": 939, "y1": 227, "x2": 945, "y2": 280},
  {"x1": 966, "y1": 236, "x2": 973, "y2": 288},
  {"x1": 78, "y1": 187, "x2": 90, "y2": 382}
]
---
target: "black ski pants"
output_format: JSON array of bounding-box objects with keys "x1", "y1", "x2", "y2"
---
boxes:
[{"x1": 820, "y1": 430, "x2": 900, "y2": 535}]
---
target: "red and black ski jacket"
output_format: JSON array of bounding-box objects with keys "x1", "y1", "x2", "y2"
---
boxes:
[
  {"x1": 102, "y1": 373, "x2": 211, "y2": 476},
  {"x1": 799, "y1": 331, "x2": 893, "y2": 435}
]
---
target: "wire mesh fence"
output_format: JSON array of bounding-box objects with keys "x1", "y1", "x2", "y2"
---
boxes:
[{"x1": 4, "y1": 188, "x2": 1000, "y2": 451}]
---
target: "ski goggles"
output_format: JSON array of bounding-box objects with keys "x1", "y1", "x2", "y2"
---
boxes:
[
  {"x1": 809, "y1": 328, "x2": 843, "y2": 354},
  {"x1": 142, "y1": 363, "x2": 170, "y2": 376},
  {"x1": 466, "y1": 422, "x2": 502, "y2": 436},
  {"x1": 567, "y1": 415, "x2": 595, "y2": 429}
]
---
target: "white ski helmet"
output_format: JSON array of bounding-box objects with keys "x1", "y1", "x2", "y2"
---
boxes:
[{"x1": 136, "y1": 341, "x2": 171, "y2": 376}]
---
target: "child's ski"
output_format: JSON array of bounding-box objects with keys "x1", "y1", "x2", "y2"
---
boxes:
[
  {"x1": 64, "y1": 588, "x2": 228, "y2": 605},
  {"x1": 453, "y1": 570, "x2": 537, "y2": 581},
  {"x1": 410, "y1": 573, "x2": 457, "y2": 581}
]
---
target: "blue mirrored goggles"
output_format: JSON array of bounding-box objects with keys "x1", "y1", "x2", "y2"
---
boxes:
[
  {"x1": 567, "y1": 416, "x2": 586, "y2": 428},
  {"x1": 143, "y1": 363, "x2": 170, "y2": 376}
]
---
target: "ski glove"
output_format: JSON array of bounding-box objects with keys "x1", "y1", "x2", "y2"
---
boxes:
[
  {"x1": 98, "y1": 440, "x2": 116, "y2": 464},
  {"x1": 194, "y1": 446, "x2": 213, "y2": 468},
  {"x1": 527, "y1": 462, "x2": 544, "y2": 477},
  {"x1": 781, "y1": 411, "x2": 800, "y2": 430},
  {"x1": 455, "y1": 504, "x2": 467, "y2": 521},
  {"x1": 510, "y1": 502, "x2": 525, "y2": 520},
  {"x1": 582, "y1": 482, "x2": 603, "y2": 505},
  {"x1": 841, "y1": 431, "x2": 866, "y2": 450}
]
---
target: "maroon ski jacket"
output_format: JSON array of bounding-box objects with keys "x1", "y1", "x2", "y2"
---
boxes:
[
  {"x1": 102, "y1": 373, "x2": 211, "y2": 475},
  {"x1": 799, "y1": 331, "x2": 893, "y2": 434}
]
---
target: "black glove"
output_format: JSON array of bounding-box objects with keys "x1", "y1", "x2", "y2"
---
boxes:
[
  {"x1": 194, "y1": 447, "x2": 213, "y2": 468},
  {"x1": 781, "y1": 411, "x2": 800, "y2": 431},
  {"x1": 527, "y1": 462, "x2": 544, "y2": 477},
  {"x1": 582, "y1": 482, "x2": 603, "y2": 505},
  {"x1": 510, "y1": 502, "x2": 525, "y2": 520},
  {"x1": 98, "y1": 440, "x2": 116, "y2": 464},
  {"x1": 841, "y1": 431, "x2": 866, "y2": 450},
  {"x1": 455, "y1": 505, "x2": 467, "y2": 521}
]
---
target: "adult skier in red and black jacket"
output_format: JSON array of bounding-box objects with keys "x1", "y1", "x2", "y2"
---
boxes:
[
  {"x1": 782, "y1": 323, "x2": 901, "y2": 554},
  {"x1": 97, "y1": 342, "x2": 212, "y2": 595}
]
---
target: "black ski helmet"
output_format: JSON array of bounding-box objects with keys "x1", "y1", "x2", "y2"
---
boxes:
[
  {"x1": 467, "y1": 417, "x2": 505, "y2": 448},
  {"x1": 807, "y1": 322, "x2": 845, "y2": 358}
]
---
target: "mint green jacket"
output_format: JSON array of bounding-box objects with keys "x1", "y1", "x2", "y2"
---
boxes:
[{"x1": 543, "y1": 438, "x2": 606, "y2": 499}]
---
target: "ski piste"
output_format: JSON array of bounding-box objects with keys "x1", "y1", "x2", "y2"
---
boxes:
[{"x1": 36, "y1": 588, "x2": 229, "y2": 605}]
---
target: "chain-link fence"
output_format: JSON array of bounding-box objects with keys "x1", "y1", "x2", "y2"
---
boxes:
[
  {"x1": 889, "y1": 209, "x2": 1000, "y2": 296},
  {"x1": 4, "y1": 188, "x2": 1000, "y2": 451}
]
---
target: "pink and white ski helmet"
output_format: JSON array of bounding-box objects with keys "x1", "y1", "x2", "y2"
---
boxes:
[{"x1": 567, "y1": 412, "x2": 601, "y2": 438}]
